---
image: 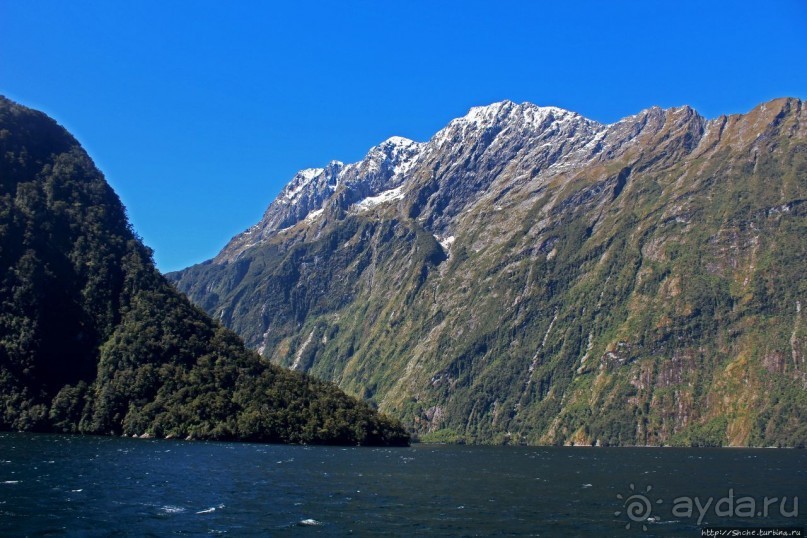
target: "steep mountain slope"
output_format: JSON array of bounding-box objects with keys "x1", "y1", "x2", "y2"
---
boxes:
[
  {"x1": 0, "y1": 96, "x2": 408, "y2": 446},
  {"x1": 171, "y1": 98, "x2": 807, "y2": 447}
]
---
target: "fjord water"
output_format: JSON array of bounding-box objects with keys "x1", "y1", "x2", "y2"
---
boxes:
[{"x1": 1, "y1": 434, "x2": 804, "y2": 536}]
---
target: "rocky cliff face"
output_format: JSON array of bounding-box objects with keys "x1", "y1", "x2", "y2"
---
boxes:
[{"x1": 170, "y1": 97, "x2": 807, "y2": 446}]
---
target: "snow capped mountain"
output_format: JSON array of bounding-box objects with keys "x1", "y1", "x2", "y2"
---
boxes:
[
  {"x1": 217, "y1": 135, "x2": 424, "y2": 262},
  {"x1": 280, "y1": 165, "x2": 339, "y2": 205},
  {"x1": 216, "y1": 100, "x2": 708, "y2": 262},
  {"x1": 434, "y1": 100, "x2": 593, "y2": 145},
  {"x1": 409, "y1": 101, "x2": 607, "y2": 237},
  {"x1": 171, "y1": 97, "x2": 807, "y2": 447},
  {"x1": 218, "y1": 100, "x2": 605, "y2": 262},
  {"x1": 334, "y1": 135, "x2": 424, "y2": 194}
]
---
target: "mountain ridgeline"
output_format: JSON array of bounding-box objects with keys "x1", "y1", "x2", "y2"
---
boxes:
[
  {"x1": 0, "y1": 96, "x2": 408, "y2": 446},
  {"x1": 171, "y1": 98, "x2": 807, "y2": 447}
]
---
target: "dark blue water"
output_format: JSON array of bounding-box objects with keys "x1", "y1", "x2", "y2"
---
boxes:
[{"x1": 0, "y1": 433, "x2": 804, "y2": 536}]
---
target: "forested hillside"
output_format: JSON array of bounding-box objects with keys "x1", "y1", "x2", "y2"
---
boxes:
[{"x1": 0, "y1": 96, "x2": 408, "y2": 446}]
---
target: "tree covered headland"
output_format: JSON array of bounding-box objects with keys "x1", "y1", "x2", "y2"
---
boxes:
[{"x1": 0, "y1": 96, "x2": 408, "y2": 446}]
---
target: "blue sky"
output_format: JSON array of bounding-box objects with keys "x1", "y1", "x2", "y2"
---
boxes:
[{"x1": 2, "y1": 1, "x2": 805, "y2": 271}]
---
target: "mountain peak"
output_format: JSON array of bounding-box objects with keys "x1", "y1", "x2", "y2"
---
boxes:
[
  {"x1": 363, "y1": 136, "x2": 425, "y2": 175},
  {"x1": 459, "y1": 100, "x2": 579, "y2": 128},
  {"x1": 459, "y1": 100, "x2": 518, "y2": 126},
  {"x1": 378, "y1": 135, "x2": 419, "y2": 148},
  {"x1": 365, "y1": 135, "x2": 423, "y2": 162}
]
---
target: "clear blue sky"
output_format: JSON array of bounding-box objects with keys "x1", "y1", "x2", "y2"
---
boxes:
[{"x1": 2, "y1": 1, "x2": 805, "y2": 272}]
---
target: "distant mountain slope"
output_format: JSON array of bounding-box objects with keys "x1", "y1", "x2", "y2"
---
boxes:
[
  {"x1": 0, "y1": 96, "x2": 408, "y2": 446},
  {"x1": 170, "y1": 98, "x2": 806, "y2": 447}
]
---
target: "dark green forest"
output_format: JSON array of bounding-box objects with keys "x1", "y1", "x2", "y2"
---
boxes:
[{"x1": 0, "y1": 96, "x2": 408, "y2": 446}]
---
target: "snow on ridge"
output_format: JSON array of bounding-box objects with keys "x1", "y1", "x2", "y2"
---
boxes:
[
  {"x1": 462, "y1": 100, "x2": 516, "y2": 125},
  {"x1": 460, "y1": 101, "x2": 577, "y2": 128},
  {"x1": 379, "y1": 135, "x2": 419, "y2": 148},
  {"x1": 430, "y1": 101, "x2": 589, "y2": 149},
  {"x1": 520, "y1": 103, "x2": 583, "y2": 129},
  {"x1": 299, "y1": 167, "x2": 324, "y2": 181},
  {"x1": 362, "y1": 135, "x2": 425, "y2": 176},
  {"x1": 355, "y1": 186, "x2": 405, "y2": 211},
  {"x1": 372, "y1": 136, "x2": 425, "y2": 160},
  {"x1": 283, "y1": 167, "x2": 324, "y2": 201},
  {"x1": 277, "y1": 102, "x2": 596, "y2": 218},
  {"x1": 270, "y1": 136, "x2": 423, "y2": 229}
]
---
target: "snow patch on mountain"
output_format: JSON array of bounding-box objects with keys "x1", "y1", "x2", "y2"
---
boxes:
[
  {"x1": 303, "y1": 207, "x2": 324, "y2": 223},
  {"x1": 438, "y1": 235, "x2": 455, "y2": 250},
  {"x1": 355, "y1": 186, "x2": 405, "y2": 211}
]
